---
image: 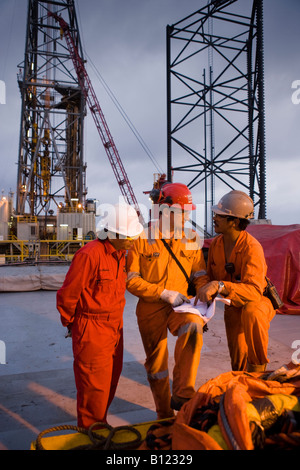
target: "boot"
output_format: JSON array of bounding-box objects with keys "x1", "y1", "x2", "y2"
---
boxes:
[
  {"x1": 170, "y1": 395, "x2": 190, "y2": 411},
  {"x1": 247, "y1": 363, "x2": 267, "y2": 373}
]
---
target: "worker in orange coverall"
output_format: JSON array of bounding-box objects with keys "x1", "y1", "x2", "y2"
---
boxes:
[
  {"x1": 196, "y1": 190, "x2": 275, "y2": 373},
  {"x1": 126, "y1": 182, "x2": 210, "y2": 418},
  {"x1": 57, "y1": 202, "x2": 143, "y2": 429}
]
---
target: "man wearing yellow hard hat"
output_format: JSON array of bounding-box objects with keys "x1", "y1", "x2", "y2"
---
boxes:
[{"x1": 196, "y1": 190, "x2": 275, "y2": 373}]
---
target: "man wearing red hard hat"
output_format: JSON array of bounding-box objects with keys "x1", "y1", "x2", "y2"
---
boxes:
[{"x1": 127, "y1": 182, "x2": 210, "y2": 417}]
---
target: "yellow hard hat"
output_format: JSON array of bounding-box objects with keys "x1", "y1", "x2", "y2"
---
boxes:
[{"x1": 212, "y1": 190, "x2": 254, "y2": 219}]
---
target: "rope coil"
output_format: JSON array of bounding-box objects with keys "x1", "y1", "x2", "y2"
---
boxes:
[{"x1": 35, "y1": 423, "x2": 143, "y2": 451}]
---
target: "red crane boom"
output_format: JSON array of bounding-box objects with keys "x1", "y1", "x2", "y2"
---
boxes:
[{"x1": 49, "y1": 12, "x2": 144, "y2": 224}]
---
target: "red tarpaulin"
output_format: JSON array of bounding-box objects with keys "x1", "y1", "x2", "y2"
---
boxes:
[{"x1": 203, "y1": 224, "x2": 300, "y2": 315}]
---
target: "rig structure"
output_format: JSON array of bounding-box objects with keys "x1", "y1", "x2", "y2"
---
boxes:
[
  {"x1": 166, "y1": 0, "x2": 266, "y2": 235},
  {"x1": 16, "y1": 0, "x2": 87, "y2": 220},
  {"x1": 4, "y1": 0, "x2": 268, "y2": 260},
  {"x1": 15, "y1": 0, "x2": 144, "y2": 242}
]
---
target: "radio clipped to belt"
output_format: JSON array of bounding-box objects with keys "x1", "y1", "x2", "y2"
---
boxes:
[
  {"x1": 263, "y1": 277, "x2": 284, "y2": 310},
  {"x1": 225, "y1": 262, "x2": 283, "y2": 311}
]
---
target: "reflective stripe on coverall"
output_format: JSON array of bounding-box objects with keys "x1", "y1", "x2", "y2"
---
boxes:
[
  {"x1": 126, "y1": 230, "x2": 209, "y2": 418},
  {"x1": 57, "y1": 239, "x2": 126, "y2": 428},
  {"x1": 207, "y1": 230, "x2": 275, "y2": 371}
]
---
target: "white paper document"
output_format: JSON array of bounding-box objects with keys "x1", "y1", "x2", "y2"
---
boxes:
[{"x1": 174, "y1": 297, "x2": 231, "y2": 324}]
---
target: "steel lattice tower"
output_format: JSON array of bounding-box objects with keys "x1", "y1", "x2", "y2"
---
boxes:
[
  {"x1": 16, "y1": 0, "x2": 86, "y2": 217},
  {"x1": 167, "y1": 0, "x2": 266, "y2": 235}
]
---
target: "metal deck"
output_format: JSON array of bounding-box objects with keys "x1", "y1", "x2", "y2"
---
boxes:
[{"x1": 0, "y1": 271, "x2": 299, "y2": 450}]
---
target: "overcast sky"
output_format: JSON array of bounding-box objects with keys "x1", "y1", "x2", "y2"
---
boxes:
[{"x1": 0, "y1": 0, "x2": 299, "y2": 227}]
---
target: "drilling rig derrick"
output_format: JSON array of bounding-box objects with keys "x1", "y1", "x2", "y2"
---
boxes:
[
  {"x1": 15, "y1": 0, "x2": 144, "y2": 245},
  {"x1": 16, "y1": 0, "x2": 86, "y2": 220}
]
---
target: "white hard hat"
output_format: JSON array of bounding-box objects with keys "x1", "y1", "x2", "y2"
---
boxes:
[
  {"x1": 212, "y1": 190, "x2": 254, "y2": 219},
  {"x1": 96, "y1": 202, "x2": 143, "y2": 238}
]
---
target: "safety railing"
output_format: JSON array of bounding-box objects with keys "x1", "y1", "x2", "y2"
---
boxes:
[{"x1": 0, "y1": 239, "x2": 91, "y2": 264}]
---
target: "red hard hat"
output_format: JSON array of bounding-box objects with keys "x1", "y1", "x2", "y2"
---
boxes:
[{"x1": 150, "y1": 182, "x2": 196, "y2": 210}]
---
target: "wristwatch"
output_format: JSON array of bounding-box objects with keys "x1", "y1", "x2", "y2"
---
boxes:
[{"x1": 218, "y1": 281, "x2": 225, "y2": 294}]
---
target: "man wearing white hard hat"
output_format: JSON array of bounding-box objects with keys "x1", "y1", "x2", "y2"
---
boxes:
[
  {"x1": 196, "y1": 190, "x2": 275, "y2": 373},
  {"x1": 57, "y1": 202, "x2": 143, "y2": 429}
]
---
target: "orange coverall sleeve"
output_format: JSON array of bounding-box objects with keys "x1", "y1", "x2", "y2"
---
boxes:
[
  {"x1": 192, "y1": 255, "x2": 210, "y2": 291},
  {"x1": 208, "y1": 233, "x2": 267, "y2": 308},
  {"x1": 126, "y1": 237, "x2": 209, "y2": 302},
  {"x1": 126, "y1": 240, "x2": 165, "y2": 302},
  {"x1": 57, "y1": 251, "x2": 94, "y2": 327}
]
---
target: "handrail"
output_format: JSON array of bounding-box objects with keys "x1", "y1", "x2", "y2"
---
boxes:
[{"x1": 0, "y1": 239, "x2": 92, "y2": 263}]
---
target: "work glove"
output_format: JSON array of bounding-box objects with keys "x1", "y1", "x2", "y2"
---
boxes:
[{"x1": 160, "y1": 289, "x2": 190, "y2": 307}]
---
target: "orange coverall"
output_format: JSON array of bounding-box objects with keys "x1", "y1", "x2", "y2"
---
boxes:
[
  {"x1": 126, "y1": 229, "x2": 209, "y2": 418},
  {"x1": 57, "y1": 239, "x2": 126, "y2": 429},
  {"x1": 207, "y1": 230, "x2": 275, "y2": 371}
]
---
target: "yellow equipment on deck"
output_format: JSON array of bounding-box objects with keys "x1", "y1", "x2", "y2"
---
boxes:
[{"x1": 30, "y1": 419, "x2": 170, "y2": 451}]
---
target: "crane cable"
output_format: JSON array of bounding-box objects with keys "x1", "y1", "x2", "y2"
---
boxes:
[
  {"x1": 86, "y1": 54, "x2": 163, "y2": 174},
  {"x1": 75, "y1": 1, "x2": 163, "y2": 175}
]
